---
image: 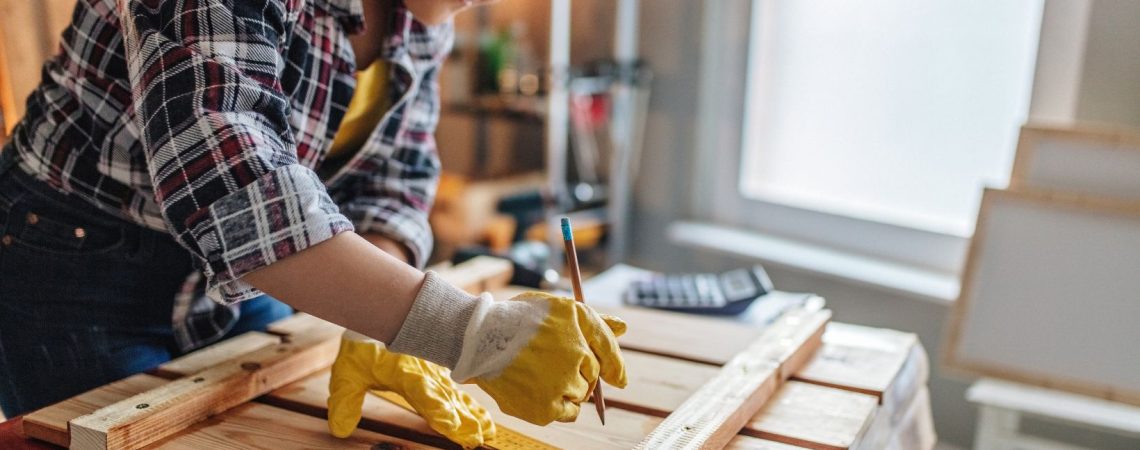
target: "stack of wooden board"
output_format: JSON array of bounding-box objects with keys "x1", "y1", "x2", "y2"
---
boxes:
[{"x1": 16, "y1": 259, "x2": 931, "y2": 449}]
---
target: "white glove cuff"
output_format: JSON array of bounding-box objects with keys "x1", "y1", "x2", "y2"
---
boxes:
[{"x1": 389, "y1": 271, "x2": 482, "y2": 369}]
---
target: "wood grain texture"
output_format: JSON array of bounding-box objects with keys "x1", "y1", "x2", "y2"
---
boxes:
[
  {"x1": 744, "y1": 381, "x2": 877, "y2": 450},
  {"x1": 604, "y1": 350, "x2": 721, "y2": 417},
  {"x1": 592, "y1": 304, "x2": 764, "y2": 366},
  {"x1": 460, "y1": 384, "x2": 779, "y2": 450},
  {"x1": 260, "y1": 370, "x2": 454, "y2": 448},
  {"x1": 69, "y1": 330, "x2": 340, "y2": 450},
  {"x1": 261, "y1": 361, "x2": 785, "y2": 449},
  {"x1": 21, "y1": 374, "x2": 167, "y2": 447},
  {"x1": 792, "y1": 323, "x2": 917, "y2": 403},
  {"x1": 635, "y1": 307, "x2": 831, "y2": 450},
  {"x1": 154, "y1": 332, "x2": 281, "y2": 379},
  {"x1": 143, "y1": 403, "x2": 434, "y2": 450}
]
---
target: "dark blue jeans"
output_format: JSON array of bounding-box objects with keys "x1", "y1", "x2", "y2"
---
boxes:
[{"x1": 0, "y1": 156, "x2": 292, "y2": 417}]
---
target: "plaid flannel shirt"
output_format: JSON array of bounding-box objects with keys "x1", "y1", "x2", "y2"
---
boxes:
[{"x1": 3, "y1": 0, "x2": 451, "y2": 349}]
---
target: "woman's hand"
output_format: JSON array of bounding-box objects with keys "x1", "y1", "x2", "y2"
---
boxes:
[
  {"x1": 453, "y1": 292, "x2": 628, "y2": 425},
  {"x1": 328, "y1": 332, "x2": 495, "y2": 448}
]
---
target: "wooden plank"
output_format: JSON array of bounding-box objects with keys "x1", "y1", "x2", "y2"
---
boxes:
[
  {"x1": 153, "y1": 332, "x2": 281, "y2": 379},
  {"x1": 743, "y1": 381, "x2": 877, "y2": 450},
  {"x1": 727, "y1": 439, "x2": 808, "y2": 450},
  {"x1": 261, "y1": 363, "x2": 788, "y2": 449},
  {"x1": 260, "y1": 370, "x2": 453, "y2": 448},
  {"x1": 593, "y1": 304, "x2": 764, "y2": 366},
  {"x1": 21, "y1": 374, "x2": 167, "y2": 447},
  {"x1": 459, "y1": 385, "x2": 784, "y2": 450},
  {"x1": 68, "y1": 329, "x2": 340, "y2": 450},
  {"x1": 604, "y1": 350, "x2": 721, "y2": 417},
  {"x1": 792, "y1": 323, "x2": 917, "y2": 402},
  {"x1": 635, "y1": 307, "x2": 831, "y2": 449},
  {"x1": 143, "y1": 403, "x2": 434, "y2": 450}
]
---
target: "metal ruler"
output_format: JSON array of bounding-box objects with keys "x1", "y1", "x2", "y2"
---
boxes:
[{"x1": 371, "y1": 390, "x2": 558, "y2": 450}]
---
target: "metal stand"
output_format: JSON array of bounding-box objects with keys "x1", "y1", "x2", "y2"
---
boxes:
[{"x1": 545, "y1": 0, "x2": 645, "y2": 269}]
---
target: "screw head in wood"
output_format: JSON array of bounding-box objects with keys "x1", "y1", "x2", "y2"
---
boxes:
[
  {"x1": 25, "y1": 212, "x2": 38, "y2": 225},
  {"x1": 74, "y1": 227, "x2": 86, "y2": 239},
  {"x1": 136, "y1": 403, "x2": 149, "y2": 409}
]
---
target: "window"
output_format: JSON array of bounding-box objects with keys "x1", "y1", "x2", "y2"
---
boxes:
[{"x1": 741, "y1": 0, "x2": 1045, "y2": 237}]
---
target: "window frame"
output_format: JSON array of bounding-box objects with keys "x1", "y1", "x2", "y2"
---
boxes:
[{"x1": 689, "y1": 0, "x2": 1090, "y2": 276}]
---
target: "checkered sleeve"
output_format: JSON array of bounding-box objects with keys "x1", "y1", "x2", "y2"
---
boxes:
[
  {"x1": 339, "y1": 23, "x2": 452, "y2": 269},
  {"x1": 120, "y1": 0, "x2": 354, "y2": 303}
]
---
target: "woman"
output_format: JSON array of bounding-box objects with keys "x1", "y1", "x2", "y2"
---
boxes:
[{"x1": 0, "y1": 0, "x2": 625, "y2": 447}]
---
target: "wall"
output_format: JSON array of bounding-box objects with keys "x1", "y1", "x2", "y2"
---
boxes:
[
  {"x1": 1075, "y1": 0, "x2": 1140, "y2": 126},
  {"x1": 628, "y1": 0, "x2": 1140, "y2": 448}
]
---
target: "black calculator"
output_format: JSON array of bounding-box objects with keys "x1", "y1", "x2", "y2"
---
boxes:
[{"x1": 624, "y1": 266, "x2": 774, "y2": 315}]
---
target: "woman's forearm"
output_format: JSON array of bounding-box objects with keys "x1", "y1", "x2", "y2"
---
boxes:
[{"x1": 242, "y1": 232, "x2": 425, "y2": 343}]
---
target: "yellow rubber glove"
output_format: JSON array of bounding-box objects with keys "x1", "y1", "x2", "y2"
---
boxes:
[
  {"x1": 328, "y1": 331, "x2": 495, "y2": 449},
  {"x1": 450, "y1": 292, "x2": 628, "y2": 426}
]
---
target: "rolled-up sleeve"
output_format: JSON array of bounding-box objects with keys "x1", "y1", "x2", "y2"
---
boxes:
[
  {"x1": 338, "y1": 66, "x2": 440, "y2": 269},
  {"x1": 338, "y1": 22, "x2": 451, "y2": 269},
  {"x1": 120, "y1": 0, "x2": 353, "y2": 303}
]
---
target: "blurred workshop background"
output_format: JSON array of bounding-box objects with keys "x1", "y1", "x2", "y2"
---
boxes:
[{"x1": 3, "y1": 1, "x2": 1140, "y2": 448}]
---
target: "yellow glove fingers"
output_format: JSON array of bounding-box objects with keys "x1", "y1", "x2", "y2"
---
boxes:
[
  {"x1": 577, "y1": 305, "x2": 629, "y2": 388},
  {"x1": 327, "y1": 377, "x2": 368, "y2": 438},
  {"x1": 456, "y1": 388, "x2": 497, "y2": 439},
  {"x1": 599, "y1": 313, "x2": 628, "y2": 337},
  {"x1": 553, "y1": 398, "x2": 582, "y2": 423}
]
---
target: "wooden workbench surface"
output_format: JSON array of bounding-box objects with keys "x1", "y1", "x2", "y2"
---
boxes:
[{"x1": 3, "y1": 263, "x2": 933, "y2": 450}]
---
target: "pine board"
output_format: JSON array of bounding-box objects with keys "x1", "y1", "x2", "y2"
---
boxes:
[
  {"x1": 143, "y1": 403, "x2": 434, "y2": 450},
  {"x1": 153, "y1": 332, "x2": 281, "y2": 379},
  {"x1": 792, "y1": 323, "x2": 917, "y2": 403},
  {"x1": 69, "y1": 329, "x2": 340, "y2": 450},
  {"x1": 593, "y1": 304, "x2": 764, "y2": 366},
  {"x1": 604, "y1": 350, "x2": 721, "y2": 417},
  {"x1": 744, "y1": 381, "x2": 877, "y2": 450},
  {"x1": 635, "y1": 308, "x2": 831, "y2": 449},
  {"x1": 21, "y1": 374, "x2": 168, "y2": 447}
]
